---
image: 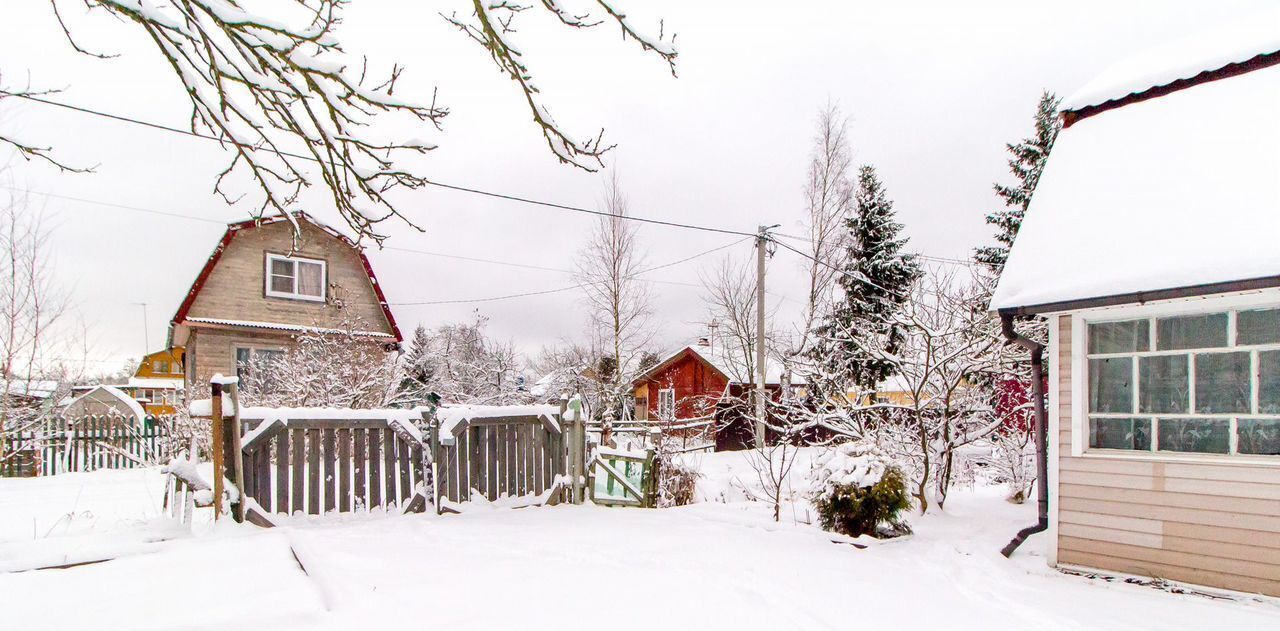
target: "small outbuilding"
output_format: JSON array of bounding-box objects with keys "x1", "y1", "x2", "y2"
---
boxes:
[
  {"x1": 992, "y1": 15, "x2": 1279, "y2": 597},
  {"x1": 64, "y1": 385, "x2": 147, "y2": 427}
]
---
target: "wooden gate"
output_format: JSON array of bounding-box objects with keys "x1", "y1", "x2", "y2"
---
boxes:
[
  {"x1": 432, "y1": 406, "x2": 570, "y2": 507},
  {"x1": 239, "y1": 414, "x2": 429, "y2": 517}
]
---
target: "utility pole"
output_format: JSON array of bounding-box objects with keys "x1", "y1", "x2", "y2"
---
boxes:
[{"x1": 754, "y1": 225, "x2": 778, "y2": 447}]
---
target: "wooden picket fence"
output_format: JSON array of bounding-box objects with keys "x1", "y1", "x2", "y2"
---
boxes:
[
  {"x1": 1, "y1": 416, "x2": 172, "y2": 477},
  {"x1": 432, "y1": 411, "x2": 569, "y2": 506},
  {"x1": 239, "y1": 415, "x2": 429, "y2": 517}
]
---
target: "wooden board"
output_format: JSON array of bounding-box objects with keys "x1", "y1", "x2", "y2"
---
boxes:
[{"x1": 323, "y1": 429, "x2": 337, "y2": 514}]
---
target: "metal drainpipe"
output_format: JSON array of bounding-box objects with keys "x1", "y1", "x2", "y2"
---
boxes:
[{"x1": 1000, "y1": 312, "x2": 1049, "y2": 558}]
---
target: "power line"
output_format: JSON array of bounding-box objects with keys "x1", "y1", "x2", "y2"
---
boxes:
[
  {"x1": 771, "y1": 231, "x2": 979, "y2": 267},
  {"x1": 3, "y1": 92, "x2": 757, "y2": 238},
  {"x1": 390, "y1": 237, "x2": 750, "y2": 306},
  {"x1": 2, "y1": 184, "x2": 706, "y2": 289}
]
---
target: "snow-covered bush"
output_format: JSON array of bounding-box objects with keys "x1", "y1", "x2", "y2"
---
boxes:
[
  {"x1": 809, "y1": 442, "x2": 910, "y2": 538},
  {"x1": 656, "y1": 455, "x2": 700, "y2": 508}
]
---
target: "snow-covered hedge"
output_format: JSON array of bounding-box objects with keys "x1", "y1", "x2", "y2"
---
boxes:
[{"x1": 809, "y1": 442, "x2": 911, "y2": 538}]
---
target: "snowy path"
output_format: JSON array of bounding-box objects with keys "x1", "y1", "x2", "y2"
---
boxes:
[{"x1": 2, "y1": 471, "x2": 1278, "y2": 630}]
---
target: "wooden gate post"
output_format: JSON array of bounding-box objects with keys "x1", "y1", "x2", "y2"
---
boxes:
[
  {"x1": 563, "y1": 396, "x2": 587, "y2": 505},
  {"x1": 424, "y1": 408, "x2": 441, "y2": 514},
  {"x1": 211, "y1": 381, "x2": 224, "y2": 520},
  {"x1": 227, "y1": 381, "x2": 245, "y2": 523}
]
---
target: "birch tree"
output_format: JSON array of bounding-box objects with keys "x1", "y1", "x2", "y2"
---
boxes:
[
  {"x1": 0, "y1": 181, "x2": 67, "y2": 466},
  {"x1": 792, "y1": 103, "x2": 853, "y2": 358},
  {"x1": 575, "y1": 172, "x2": 653, "y2": 419},
  {"x1": 5, "y1": 1, "x2": 678, "y2": 242}
]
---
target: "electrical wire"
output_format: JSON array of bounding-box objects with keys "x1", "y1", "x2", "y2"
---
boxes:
[
  {"x1": 2, "y1": 92, "x2": 757, "y2": 238},
  {"x1": 389, "y1": 237, "x2": 750, "y2": 306}
]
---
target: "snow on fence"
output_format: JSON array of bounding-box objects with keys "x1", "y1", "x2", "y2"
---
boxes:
[
  {"x1": 191, "y1": 383, "x2": 598, "y2": 523},
  {"x1": 238, "y1": 409, "x2": 430, "y2": 517},
  {"x1": 431, "y1": 404, "x2": 571, "y2": 508},
  {"x1": 1, "y1": 416, "x2": 172, "y2": 477}
]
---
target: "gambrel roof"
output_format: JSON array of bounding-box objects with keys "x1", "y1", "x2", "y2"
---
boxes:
[{"x1": 169, "y1": 212, "x2": 402, "y2": 342}]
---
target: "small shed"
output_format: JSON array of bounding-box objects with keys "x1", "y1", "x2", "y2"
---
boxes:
[{"x1": 64, "y1": 385, "x2": 147, "y2": 426}]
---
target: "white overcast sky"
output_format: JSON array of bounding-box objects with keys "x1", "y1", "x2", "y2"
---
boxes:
[{"x1": 0, "y1": 0, "x2": 1274, "y2": 373}]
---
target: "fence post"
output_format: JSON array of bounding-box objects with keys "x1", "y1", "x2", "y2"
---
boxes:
[
  {"x1": 424, "y1": 408, "x2": 440, "y2": 514},
  {"x1": 211, "y1": 381, "x2": 224, "y2": 520},
  {"x1": 563, "y1": 396, "x2": 587, "y2": 505},
  {"x1": 227, "y1": 381, "x2": 245, "y2": 523}
]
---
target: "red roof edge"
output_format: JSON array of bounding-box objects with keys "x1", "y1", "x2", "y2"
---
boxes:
[
  {"x1": 1063, "y1": 50, "x2": 1280, "y2": 128},
  {"x1": 169, "y1": 212, "x2": 403, "y2": 344}
]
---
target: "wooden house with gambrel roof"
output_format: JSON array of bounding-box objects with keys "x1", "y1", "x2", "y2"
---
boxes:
[{"x1": 168, "y1": 212, "x2": 402, "y2": 388}]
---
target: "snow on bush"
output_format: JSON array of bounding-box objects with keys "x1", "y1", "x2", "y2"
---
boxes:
[{"x1": 809, "y1": 441, "x2": 911, "y2": 538}]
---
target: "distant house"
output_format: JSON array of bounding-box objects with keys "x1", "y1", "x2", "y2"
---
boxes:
[
  {"x1": 991, "y1": 19, "x2": 1279, "y2": 597},
  {"x1": 168, "y1": 212, "x2": 402, "y2": 389},
  {"x1": 630, "y1": 341, "x2": 803, "y2": 451},
  {"x1": 119, "y1": 347, "x2": 186, "y2": 416},
  {"x1": 64, "y1": 385, "x2": 146, "y2": 426}
]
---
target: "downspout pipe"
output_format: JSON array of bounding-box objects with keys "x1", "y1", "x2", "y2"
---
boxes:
[{"x1": 1000, "y1": 312, "x2": 1049, "y2": 558}]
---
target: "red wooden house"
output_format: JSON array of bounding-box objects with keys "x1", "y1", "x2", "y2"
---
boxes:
[{"x1": 630, "y1": 343, "x2": 800, "y2": 451}]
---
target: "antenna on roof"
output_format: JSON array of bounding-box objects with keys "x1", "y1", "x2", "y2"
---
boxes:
[{"x1": 133, "y1": 302, "x2": 149, "y2": 355}]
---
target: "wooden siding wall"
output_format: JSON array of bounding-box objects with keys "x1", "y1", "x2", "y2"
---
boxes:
[
  {"x1": 187, "y1": 328, "x2": 296, "y2": 386},
  {"x1": 185, "y1": 220, "x2": 392, "y2": 333},
  {"x1": 637, "y1": 352, "x2": 729, "y2": 420},
  {"x1": 1054, "y1": 315, "x2": 1280, "y2": 597}
]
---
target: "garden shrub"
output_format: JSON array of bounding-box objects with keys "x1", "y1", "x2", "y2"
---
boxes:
[{"x1": 810, "y1": 442, "x2": 911, "y2": 538}]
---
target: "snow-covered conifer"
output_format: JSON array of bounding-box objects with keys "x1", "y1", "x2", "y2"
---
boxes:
[
  {"x1": 974, "y1": 91, "x2": 1062, "y2": 274},
  {"x1": 809, "y1": 165, "x2": 922, "y2": 397}
]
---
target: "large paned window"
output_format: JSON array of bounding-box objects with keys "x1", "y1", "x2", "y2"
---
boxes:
[
  {"x1": 265, "y1": 253, "x2": 326, "y2": 301},
  {"x1": 1086, "y1": 307, "x2": 1280, "y2": 458}
]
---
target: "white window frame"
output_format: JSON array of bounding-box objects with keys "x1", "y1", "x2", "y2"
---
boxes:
[
  {"x1": 658, "y1": 388, "x2": 675, "y2": 420},
  {"x1": 1068, "y1": 289, "x2": 1280, "y2": 467},
  {"x1": 265, "y1": 253, "x2": 327, "y2": 302},
  {"x1": 235, "y1": 345, "x2": 286, "y2": 381}
]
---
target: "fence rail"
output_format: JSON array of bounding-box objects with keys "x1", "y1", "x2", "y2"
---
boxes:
[{"x1": 2, "y1": 417, "x2": 172, "y2": 477}]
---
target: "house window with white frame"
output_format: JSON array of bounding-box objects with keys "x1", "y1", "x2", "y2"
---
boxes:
[
  {"x1": 265, "y1": 253, "x2": 326, "y2": 302},
  {"x1": 1085, "y1": 307, "x2": 1280, "y2": 457},
  {"x1": 658, "y1": 388, "x2": 675, "y2": 421},
  {"x1": 235, "y1": 347, "x2": 286, "y2": 385}
]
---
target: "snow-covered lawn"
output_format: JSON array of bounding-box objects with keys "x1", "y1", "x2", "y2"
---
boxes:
[{"x1": 2, "y1": 454, "x2": 1278, "y2": 630}]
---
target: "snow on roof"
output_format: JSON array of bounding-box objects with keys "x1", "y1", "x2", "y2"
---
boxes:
[
  {"x1": 637, "y1": 344, "x2": 804, "y2": 387},
  {"x1": 1, "y1": 380, "x2": 60, "y2": 399},
  {"x1": 436, "y1": 404, "x2": 561, "y2": 437},
  {"x1": 1062, "y1": 9, "x2": 1280, "y2": 112},
  {"x1": 126, "y1": 377, "x2": 185, "y2": 389},
  {"x1": 185, "y1": 317, "x2": 395, "y2": 338},
  {"x1": 70, "y1": 385, "x2": 147, "y2": 421},
  {"x1": 991, "y1": 61, "x2": 1280, "y2": 312}
]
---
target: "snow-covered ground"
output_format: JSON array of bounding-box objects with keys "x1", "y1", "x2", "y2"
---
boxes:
[{"x1": 1, "y1": 452, "x2": 1278, "y2": 630}]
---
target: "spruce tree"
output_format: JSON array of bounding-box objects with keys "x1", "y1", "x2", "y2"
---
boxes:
[
  {"x1": 975, "y1": 90, "x2": 1062, "y2": 275},
  {"x1": 401, "y1": 324, "x2": 434, "y2": 397},
  {"x1": 811, "y1": 165, "x2": 922, "y2": 394}
]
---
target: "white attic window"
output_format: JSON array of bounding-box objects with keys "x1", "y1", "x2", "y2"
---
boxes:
[{"x1": 265, "y1": 253, "x2": 326, "y2": 302}]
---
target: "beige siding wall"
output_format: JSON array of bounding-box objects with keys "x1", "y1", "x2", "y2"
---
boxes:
[
  {"x1": 187, "y1": 328, "x2": 296, "y2": 386},
  {"x1": 186, "y1": 220, "x2": 393, "y2": 333},
  {"x1": 1054, "y1": 315, "x2": 1280, "y2": 597}
]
